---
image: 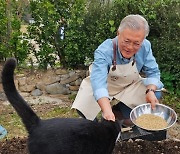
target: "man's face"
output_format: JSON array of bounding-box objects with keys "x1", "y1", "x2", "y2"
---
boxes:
[{"x1": 117, "y1": 28, "x2": 145, "y2": 59}]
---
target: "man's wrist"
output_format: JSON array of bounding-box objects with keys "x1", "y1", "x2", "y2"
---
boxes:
[{"x1": 145, "y1": 89, "x2": 155, "y2": 94}]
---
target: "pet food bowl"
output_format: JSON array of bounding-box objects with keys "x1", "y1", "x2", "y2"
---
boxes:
[{"x1": 130, "y1": 103, "x2": 177, "y2": 131}]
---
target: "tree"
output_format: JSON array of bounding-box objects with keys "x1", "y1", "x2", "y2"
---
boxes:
[
  {"x1": 28, "y1": 0, "x2": 87, "y2": 68},
  {"x1": 0, "y1": 0, "x2": 29, "y2": 62}
]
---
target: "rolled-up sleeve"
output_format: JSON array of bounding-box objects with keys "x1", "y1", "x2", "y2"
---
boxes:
[{"x1": 142, "y1": 78, "x2": 163, "y2": 89}]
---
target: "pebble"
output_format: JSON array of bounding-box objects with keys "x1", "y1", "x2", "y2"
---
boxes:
[
  {"x1": 128, "y1": 139, "x2": 133, "y2": 143},
  {"x1": 174, "y1": 145, "x2": 178, "y2": 149}
]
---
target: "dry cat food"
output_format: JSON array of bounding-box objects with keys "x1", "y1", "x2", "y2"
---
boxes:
[{"x1": 135, "y1": 114, "x2": 168, "y2": 130}]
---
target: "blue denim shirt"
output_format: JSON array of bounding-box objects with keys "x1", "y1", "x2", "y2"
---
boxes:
[{"x1": 90, "y1": 37, "x2": 164, "y2": 101}]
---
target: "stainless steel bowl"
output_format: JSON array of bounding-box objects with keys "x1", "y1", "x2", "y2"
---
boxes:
[{"x1": 130, "y1": 103, "x2": 177, "y2": 131}]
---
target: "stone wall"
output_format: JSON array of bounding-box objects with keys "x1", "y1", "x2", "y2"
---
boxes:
[{"x1": 0, "y1": 67, "x2": 89, "y2": 101}]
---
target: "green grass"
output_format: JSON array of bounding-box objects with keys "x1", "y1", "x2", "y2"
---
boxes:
[
  {"x1": 0, "y1": 110, "x2": 27, "y2": 139},
  {"x1": 0, "y1": 105, "x2": 79, "y2": 139},
  {"x1": 42, "y1": 106, "x2": 79, "y2": 119}
]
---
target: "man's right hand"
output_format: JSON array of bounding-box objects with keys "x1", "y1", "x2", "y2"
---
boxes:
[{"x1": 97, "y1": 97, "x2": 115, "y2": 121}]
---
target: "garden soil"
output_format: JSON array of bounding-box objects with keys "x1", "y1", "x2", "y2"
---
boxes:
[{"x1": 0, "y1": 136, "x2": 180, "y2": 154}]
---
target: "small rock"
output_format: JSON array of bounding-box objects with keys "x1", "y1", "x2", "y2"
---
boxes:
[
  {"x1": 55, "y1": 69, "x2": 68, "y2": 75},
  {"x1": 18, "y1": 77, "x2": 27, "y2": 86},
  {"x1": 0, "y1": 92, "x2": 7, "y2": 101},
  {"x1": 20, "y1": 92, "x2": 31, "y2": 97},
  {"x1": 19, "y1": 84, "x2": 35, "y2": 92},
  {"x1": 128, "y1": 139, "x2": 133, "y2": 143},
  {"x1": 45, "y1": 83, "x2": 70, "y2": 95},
  {"x1": 31, "y1": 89, "x2": 43, "y2": 96},
  {"x1": 69, "y1": 86, "x2": 79, "y2": 91},
  {"x1": 174, "y1": 145, "x2": 178, "y2": 149}
]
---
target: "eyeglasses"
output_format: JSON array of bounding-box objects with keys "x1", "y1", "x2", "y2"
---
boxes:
[{"x1": 122, "y1": 40, "x2": 142, "y2": 49}]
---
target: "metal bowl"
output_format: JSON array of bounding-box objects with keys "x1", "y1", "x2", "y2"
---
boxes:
[{"x1": 130, "y1": 103, "x2": 177, "y2": 131}]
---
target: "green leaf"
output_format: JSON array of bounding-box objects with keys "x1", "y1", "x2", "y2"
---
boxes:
[
  {"x1": 109, "y1": 20, "x2": 114, "y2": 26},
  {"x1": 110, "y1": 27, "x2": 116, "y2": 33}
]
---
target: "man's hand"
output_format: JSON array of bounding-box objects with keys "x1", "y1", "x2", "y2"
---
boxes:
[
  {"x1": 102, "y1": 109, "x2": 115, "y2": 121},
  {"x1": 146, "y1": 90, "x2": 159, "y2": 110},
  {"x1": 97, "y1": 97, "x2": 115, "y2": 121},
  {"x1": 146, "y1": 85, "x2": 159, "y2": 110}
]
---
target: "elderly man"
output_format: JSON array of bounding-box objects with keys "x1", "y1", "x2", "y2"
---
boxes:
[{"x1": 72, "y1": 14, "x2": 163, "y2": 126}]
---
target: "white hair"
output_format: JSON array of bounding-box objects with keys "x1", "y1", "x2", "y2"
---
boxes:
[{"x1": 118, "y1": 14, "x2": 149, "y2": 37}]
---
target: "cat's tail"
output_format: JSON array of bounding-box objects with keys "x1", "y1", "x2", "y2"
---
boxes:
[{"x1": 1, "y1": 58, "x2": 40, "y2": 134}]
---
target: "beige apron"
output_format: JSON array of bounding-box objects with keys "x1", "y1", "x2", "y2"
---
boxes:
[
  {"x1": 71, "y1": 60, "x2": 146, "y2": 120},
  {"x1": 72, "y1": 39, "x2": 146, "y2": 120}
]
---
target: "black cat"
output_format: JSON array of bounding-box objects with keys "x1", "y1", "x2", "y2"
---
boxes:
[{"x1": 1, "y1": 58, "x2": 121, "y2": 154}]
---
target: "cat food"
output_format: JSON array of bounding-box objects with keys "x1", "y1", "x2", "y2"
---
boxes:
[{"x1": 135, "y1": 114, "x2": 168, "y2": 130}]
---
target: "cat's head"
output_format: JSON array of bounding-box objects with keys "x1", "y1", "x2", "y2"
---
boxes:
[{"x1": 100, "y1": 118, "x2": 122, "y2": 139}]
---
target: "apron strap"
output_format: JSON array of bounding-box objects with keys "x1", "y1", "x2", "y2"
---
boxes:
[{"x1": 112, "y1": 38, "x2": 117, "y2": 71}]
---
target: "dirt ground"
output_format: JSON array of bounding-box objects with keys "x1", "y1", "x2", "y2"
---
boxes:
[
  {"x1": 0, "y1": 137, "x2": 180, "y2": 154},
  {"x1": 0, "y1": 99, "x2": 180, "y2": 154}
]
